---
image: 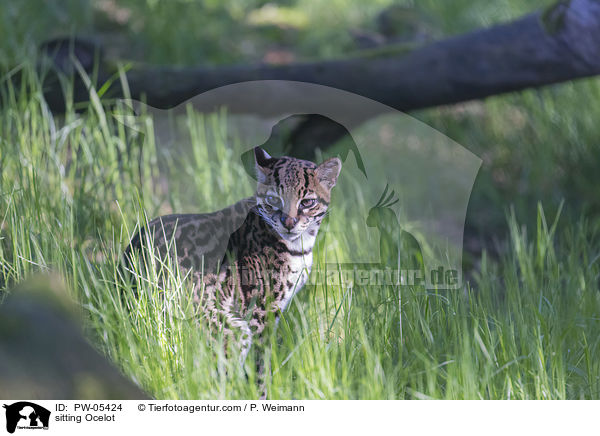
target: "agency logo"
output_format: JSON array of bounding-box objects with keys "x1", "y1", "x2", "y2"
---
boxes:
[
  {"x1": 119, "y1": 80, "x2": 482, "y2": 290},
  {"x1": 2, "y1": 402, "x2": 50, "y2": 434}
]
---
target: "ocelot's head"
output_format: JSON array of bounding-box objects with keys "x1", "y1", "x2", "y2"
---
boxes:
[{"x1": 254, "y1": 147, "x2": 341, "y2": 241}]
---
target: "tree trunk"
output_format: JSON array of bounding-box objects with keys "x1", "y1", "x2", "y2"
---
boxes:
[{"x1": 35, "y1": 0, "x2": 600, "y2": 116}]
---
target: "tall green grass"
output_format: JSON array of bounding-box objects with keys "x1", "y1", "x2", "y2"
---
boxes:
[{"x1": 2, "y1": 67, "x2": 600, "y2": 399}]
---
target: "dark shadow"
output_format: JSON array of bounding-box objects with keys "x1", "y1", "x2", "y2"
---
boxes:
[{"x1": 241, "y1": 114, "x2": 367, "y2": 179}]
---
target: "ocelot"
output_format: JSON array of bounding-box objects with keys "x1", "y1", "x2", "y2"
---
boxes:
[{"x1": 124, "y1": 147, "x2": 341, "y2": 370}]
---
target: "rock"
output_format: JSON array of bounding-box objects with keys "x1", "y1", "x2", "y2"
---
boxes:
[{"x1": 0, "y1": 275, "x2": 149, "y2": 400}]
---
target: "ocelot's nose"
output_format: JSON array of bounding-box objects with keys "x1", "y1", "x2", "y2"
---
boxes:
[{"x1": 280, "y1": 213, "x2": 298, "y2": 230}]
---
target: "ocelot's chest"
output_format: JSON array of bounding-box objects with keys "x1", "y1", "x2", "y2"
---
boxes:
[{"x1": 277, "y1": 250, "x2": 313, "y2": 312}]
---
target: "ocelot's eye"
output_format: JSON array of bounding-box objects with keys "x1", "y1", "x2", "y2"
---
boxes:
[
  {"x1": 266, "y1": 195, "x2": 282, "y2": 208},
  {"x1": 300, "y1": 198, "x2": 317, "y2": 208}
]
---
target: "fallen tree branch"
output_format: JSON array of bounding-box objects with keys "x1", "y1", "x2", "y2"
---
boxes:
[{"x1": 34, "y1": 0, "x2": 600, "y2": 115}]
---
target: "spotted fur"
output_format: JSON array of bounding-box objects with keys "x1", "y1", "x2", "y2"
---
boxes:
[{"x1": 125, "y1": 147, "x2": 341, "y2": 368}]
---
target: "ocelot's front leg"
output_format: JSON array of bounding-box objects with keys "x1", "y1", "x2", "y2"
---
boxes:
[
  {"x1": 246, "y1": 305, "x2": 278, "y2": 399},
  {"x1": 201, "y1": 272, "x2": 254, "y2": 367},
  {"x1": 214, "y1": 304, "x2": 268, "y2": 398},
  {"x1": 228, "y1": 316, "x2": 253, "y2": 366}
]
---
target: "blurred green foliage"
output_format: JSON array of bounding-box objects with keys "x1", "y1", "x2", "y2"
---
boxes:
[{"x1": 0, "y1": 0, "x2": 554, "y2": 67}]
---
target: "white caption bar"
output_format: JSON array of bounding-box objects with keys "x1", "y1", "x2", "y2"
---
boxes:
[{"x1": 1, "y1": 400, "x2": 597, "y2": 435}]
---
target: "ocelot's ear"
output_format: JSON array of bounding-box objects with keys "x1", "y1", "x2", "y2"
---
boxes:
[
  {"x1": 315, "y1": 157, "x2": 342, "y2": 190},
  {"x1": 254, "y1": 147, "x2": 275, "y2": 183}
]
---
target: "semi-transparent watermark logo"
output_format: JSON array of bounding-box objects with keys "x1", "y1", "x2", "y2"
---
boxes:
[
  {"x1": 228, "y1": 266, "x2": 458, "y2": 289},
  {"x1": 118, "y1": 80, "x2": 481, "y2": 290}
]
